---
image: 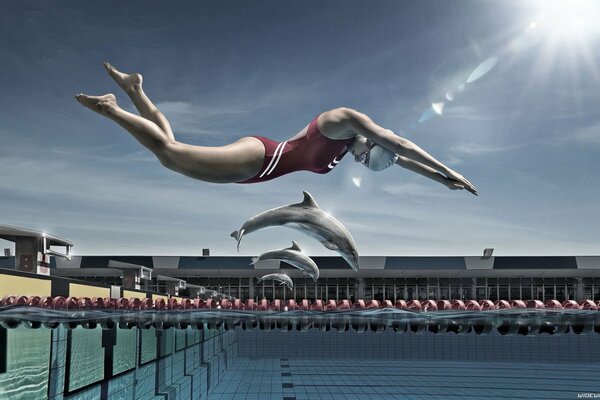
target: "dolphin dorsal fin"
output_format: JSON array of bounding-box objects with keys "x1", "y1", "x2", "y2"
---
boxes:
[
  {"x1": 288, "y1": 241, "x2": 302, "y2": 252},
  {"x1": 300, "y1": 191, "x2": 319, "y2": 208}
]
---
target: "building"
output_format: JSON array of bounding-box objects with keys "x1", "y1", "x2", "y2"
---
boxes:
[{"x1": 37, "y1": 254, "x2": 600, "y2": 302}]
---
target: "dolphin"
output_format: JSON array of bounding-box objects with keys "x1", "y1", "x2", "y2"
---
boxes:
[
  {"x1": 251, "y1": 242, "x2": 320, "y2": 282},
  {"x1": 256, "y1": 272, "x2": 294, "y2": 290},
  {"x1": 231, "y1": 191, "x2": 359, "y2": 271}
]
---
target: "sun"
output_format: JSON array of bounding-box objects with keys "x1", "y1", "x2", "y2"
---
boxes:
[{"x1": 535, "y1": 0, "x2": 600, "y2": 39}]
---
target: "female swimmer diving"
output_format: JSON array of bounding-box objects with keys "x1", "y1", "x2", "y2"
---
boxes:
[{"x1": 76, "y1": 63, "x2": 477, "y2": 195}]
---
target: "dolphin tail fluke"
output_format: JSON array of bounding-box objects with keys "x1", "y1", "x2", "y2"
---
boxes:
[
  {"x1": 250, "y1": 256, "x2": 260, "y2": 265},
  {"x1": 230, "y1": 229, "x2": 245, "y2": 252}
]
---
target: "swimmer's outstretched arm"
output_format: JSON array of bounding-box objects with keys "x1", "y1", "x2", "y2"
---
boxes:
[
  {"x1": 394, "y1": 156, "x2": 472, "y2": 193},
  {"x1": 319, "y1": 108, "x2": 477, "y2": 194}
]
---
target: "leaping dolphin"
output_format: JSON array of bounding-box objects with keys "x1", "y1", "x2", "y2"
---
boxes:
[
  {"x1": 231, "y1": 191, "x2": 359, "y2": 271},
  {"x1": 256, "y1": 273, "x2": 294, "y2": 290},
  {"x1": 251, "y1": 242, "x2": 320, "y2": 281}
]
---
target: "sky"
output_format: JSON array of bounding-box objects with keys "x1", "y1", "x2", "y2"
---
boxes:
[{"x1": 1, "y1": 0, "x2": 599, "y2": 257}]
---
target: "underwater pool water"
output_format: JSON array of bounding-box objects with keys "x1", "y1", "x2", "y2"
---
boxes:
[{"x1": 0, "y1": 306, "x2": 599, "y2": 399}]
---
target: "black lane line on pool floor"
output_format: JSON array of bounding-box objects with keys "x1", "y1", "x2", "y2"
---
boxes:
[{"x1": 281, "y1": 358, "x2": 295, "y2": 400}]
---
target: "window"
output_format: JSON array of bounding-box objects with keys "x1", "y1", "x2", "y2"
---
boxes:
[
  {"x1": 499, "y1": 279, "x2": 509, "y2": 300},
  {"x1": 487, "y1": 278, "x2": 498, "y2": 301},
  {"x1": 306, "y1": 283, "x2": 316, "y2": 302}
]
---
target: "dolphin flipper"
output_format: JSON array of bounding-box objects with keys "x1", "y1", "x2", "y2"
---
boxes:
[
  {"x1": 250, "y1": 256, "x2": 260, "y2": 265},
  {"x1": 321, "y1": 240, "x2": 339, "y2": 251}
]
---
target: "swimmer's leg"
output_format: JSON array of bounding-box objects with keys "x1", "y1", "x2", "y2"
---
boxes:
[
  {"x1": 75, "y1": 93, "x2": 171, "y2": 155},
  {"x1": 75, "y1": 93, "x2": 264, "y2": 183},
  {"x1": 103, "y1": 62, "x2": 175, "y2": 141}
]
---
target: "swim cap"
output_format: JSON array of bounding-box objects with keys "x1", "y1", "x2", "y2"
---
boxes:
[{"x1": 360, "y1": 142, "x2": 398, "y2": 171}]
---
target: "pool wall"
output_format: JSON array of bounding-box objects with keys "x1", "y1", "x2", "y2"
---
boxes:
[{"x1": 0, "y1": 325, "x2": 237, "y2": 400}]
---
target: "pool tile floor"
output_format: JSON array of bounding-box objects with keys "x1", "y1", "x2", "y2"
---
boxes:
[{"x1": 207, "y1": 358, "x2": 600, "y2": 400}]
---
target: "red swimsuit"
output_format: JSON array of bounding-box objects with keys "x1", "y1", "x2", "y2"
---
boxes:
[{"x1": 238, "y1": 115, "x2": 354, "y2": 184}]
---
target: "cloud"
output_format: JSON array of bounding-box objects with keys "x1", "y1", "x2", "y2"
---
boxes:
[
  {"x1": 444, "y1": 105, "x2": 513, "y2": 122},
  {"x1": 451, "y1": 142, "x2": 515, "y2": 156},
  {"x1": 153, "y1": 101, "x2": 249, "y2": 137},
  {"x1": 380, "y1": 182, "x2": 456, "y2": 198},
  {"x1": 570, "y1": 120, "x2": 600, "y2": 145}
]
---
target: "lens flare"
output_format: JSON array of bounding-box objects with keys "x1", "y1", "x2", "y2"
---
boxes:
[
  {"x1": 466, "y1": 57, "x2": 499, "y2": 84},
  {"x1": 432, "y1": 102, "x2": 445, "y2": 115}
]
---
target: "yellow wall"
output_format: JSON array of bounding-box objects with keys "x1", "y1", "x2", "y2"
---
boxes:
[
  {"x1": 0, "y1": 274, "x2": 51, "y2": 297},
  {"x1": 123, "y1": 290, "x2": 147, "y2": 299},
  {"x1": 151, "y1": 294, "x2": 168, "y2": 301},
  {"x1": 68, "y1": 283, "x2": 110, "y2": 298}
]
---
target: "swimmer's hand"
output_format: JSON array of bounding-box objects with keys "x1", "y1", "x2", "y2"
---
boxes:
[{"x1": 443, "y1": 174, "x2": 478, "y2": 196}]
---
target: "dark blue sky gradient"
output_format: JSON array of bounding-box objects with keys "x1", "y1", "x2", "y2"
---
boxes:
[{"x1": 1, "y1": 1, "x2": 599, "y2": 256}]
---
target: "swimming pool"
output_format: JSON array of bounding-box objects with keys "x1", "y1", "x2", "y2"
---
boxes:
[{"x1": 1, "y1": 300, "x2": 599, "y2": 400}]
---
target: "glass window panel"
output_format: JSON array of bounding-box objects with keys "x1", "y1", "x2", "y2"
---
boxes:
[
  {"x1": 395, "y1": 285, "x2": 405, "y2": 301},
  {"x1": 364, "y1": 284, "x2": 372, "y2": 300},
  {"x1": 263, "y1": 286, "x2": 273, "y2": 301},
  {"x1": 306, "y1": 284, "x2": 316, "y2": 302},
  {"x1": 566, "y1": 285, "x2": 575, "y2": 300},
  {"x1": 522, "y1": 286, "x2": 531, "y2": 300},
  {"x1": 533, "y1": 286, "x2": 544, "y2": 300},
  {"x1": 384, "y1": 285, "x2": 394, "y2": 301},
  {"x1": 476, "y1": 287, "x2": 486, "y2": 300},
  {"x1": 556, "y1": 285, "x2": 566, "y2": 302},
  {"x1": 274, "y1": 285, "x2": 284, "y2": 300},
  {"x1": 338, "y1": 285, "x2": 348, "y2": 300},
  {"x1": 487, "y1": 285, "x2": 498, "y2": 301},
  {"x1": 450, "y1": 286, "x2": 460, "y2": 300},
  {"x1": 417, "y1": 285, "x2": 427, "y2": 300},
  {"x1": 374, "y1": 285, "x2": 384, "y2": 301},
  {"x1": 461, "y1": 286, "x2": 471, "y2": 300},
  {"x1": 328, "y1": 285, "x2": 337, "y2": 301},
  {"x1": 440, "y1": 286, "x2": 450, "y2": 300},
  {"x1": 544, "y1": 285, "x2": 554, "y2": 301},
  {"x1": 348, "y1": 285, "x2": 356, "y2": 302}
]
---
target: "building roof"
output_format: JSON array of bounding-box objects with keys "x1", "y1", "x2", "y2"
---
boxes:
[{"x1": 0, "y1": 224, "x2": 73, "y2": 247}]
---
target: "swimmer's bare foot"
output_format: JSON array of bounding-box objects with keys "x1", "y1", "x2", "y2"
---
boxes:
[
  {"x1": 103, "y1": 62, "x2": 142, "y2": 94},
  {"x1": 75, "y1": 93, "x2": 118, "y2": 116}
]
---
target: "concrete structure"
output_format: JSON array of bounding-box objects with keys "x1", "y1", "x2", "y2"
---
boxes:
[
  {"x1": 40, "y1": 254, "x2": 600, "y2": 303},
  {"x1": 0, "y1": 224, "x2": 72, "y2": 276}
]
